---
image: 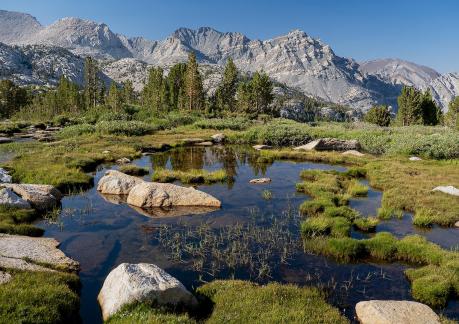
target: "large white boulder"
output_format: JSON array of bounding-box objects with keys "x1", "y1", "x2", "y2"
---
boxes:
[
  {"x1": 294, "y1": 138, "x2": 361, "y2": 151},
  {"x1": 98, "y1": 263, "x2": 197, "y2": 321},
  {"x1": 127, "y1": 182, "x2": 221, "y2": 208},
  {"x1": 432, "y1": 185, "x2": 459, "y2": 197},
  {"x1": 97, "y1": 170, "x2": 144, "y2": 195},
  {"x1": 2, "y1": 183, "x2": 62, "y2": 210},
  {"x1": 0, "y1": 187, "x2": 31, "y2": 209},
  {"x1": 355, "y1": 300, "x2": 440, "y2": 324},
  {"x1": 0, "y1": 234, "x2": 79, "y2": 271}
]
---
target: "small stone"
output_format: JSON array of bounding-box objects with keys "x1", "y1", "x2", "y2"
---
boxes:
[
  {"x1": 116, "y1": 157, "x2": 131, "y2": 164},
  {"x1": 211, "y1": 133, "x2": 226, "y2": 144},
  {"x1": 0, "y1": 168, "x2": 12, "y2": 183},
  {"x1": 195, "y1": 141, "x2": 213, "y2": 146},
  {"x1": 98, "y1": 263, "x2": 197, "y2": 321},
  {"x1": 355, "y1": 300, "x2": 440, "y2": 324},
  {"x1": 342, "y1": 150, "x2": 365, "y2": 157},
  {"x1": 249, "y1": 178, "x2": 272, "y2": 184},
  {"x1": 102, "y1": 150, "x2": 111, "y2": 154},
  {"x1": 432, "y1": 185, "x2": 459, "y2": 197},
  {"x1": 409, "y1": 156, "x2": 422, "y2": 161},
  {"x1": 0, "y1": 137, "x2": 12, "y2": 144},
  {"x1": 253, "y1": 144, "x2": 272, "y2": 150},
  {"x1": 0, "y1": 271, "x2": 12, "y2": 284}
]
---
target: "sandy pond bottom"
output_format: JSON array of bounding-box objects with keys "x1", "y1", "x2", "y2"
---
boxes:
[{"x1": 36, "y1": 146, "x2": 459, "y2": 323}]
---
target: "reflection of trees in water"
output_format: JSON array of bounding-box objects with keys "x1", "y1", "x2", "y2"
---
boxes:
[{"x1": 149, "y1": 145, "x2": 275, "y2": 188}]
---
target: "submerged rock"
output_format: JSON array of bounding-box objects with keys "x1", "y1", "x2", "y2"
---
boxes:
[
  {"x1": 211, "y1": 133, "x2": 225, "y2": 143},
  {"x1": 0, "y1": 168, "x2": 12, "y2": 183},
  {"x1": 130, "y1": 205, "x2": 219, "y2": 218},
  {"x1": 127, "y1": 182, "x2": 221, "y2": 208},
  {"x1": 97, "y1": 170, "x2": 144, "y2": 195},
  {"x1": 0, "y1": 270, "x2": 12, "y2": 284},
  {"x1": 294, "y1": 138, "x2": 361, "y2": 151},
  {"x1": 432, "y1": 185, "x2": 459, "y2": 197},
  {"x1": 98, "y1": 263, "x2": 197, "y2": 321},
  {"x1": 0, "y1": 234, "x2": 79, "y2": 272},
  {"x1": 2, "y1": 184, "x2": 62, "y2": 210},
  {"x1": 249, "y1": 178, "x2": 272, "y2": 184},
  {"x1": 355, "y1": 300, "x2": 440, "y2": 324},
  {"x1": 0, "y1": 187, "x2": 31, "y2": 209},
  {"x1": 253, "y1": 144, "x2": 272, "y2": 150},
  {"x1": 342, "y1": 150, "x2": 365, "y2": 157}
]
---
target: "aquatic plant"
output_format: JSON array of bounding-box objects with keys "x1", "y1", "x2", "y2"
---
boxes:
[{"x1": 261, "y1": 189, "x2": 273, "y2": 200}]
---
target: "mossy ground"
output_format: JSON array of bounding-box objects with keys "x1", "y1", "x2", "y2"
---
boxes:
[{"x1": 108, "y1": 280, "x2": 348, "y2": 324}]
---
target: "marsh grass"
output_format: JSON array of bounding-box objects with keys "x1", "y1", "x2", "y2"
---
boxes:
[
  {"x1": 119, "y1": 164, "x2": 149, "y2": 176},
  {"x1": 152, "y1": 168, "x2": 228, "y2": 184},
  {"x1": 0, "y1": 270, "x2": 80, "y2": 323},
  {"x1": 0, "y1": 206, "x2": 43, "y2": 236},
  {"x1": 353, "y1": 217, "x2": 379, "y2": 232},
  {"x1": 261, "y1": 189, "x2": 273, "y2": 200}
]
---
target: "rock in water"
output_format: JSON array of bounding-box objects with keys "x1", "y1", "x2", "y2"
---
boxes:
[
  {"x1": 211, "y1": 133, "x2": 225, "y2": 143},
  {"x1": 2, "y1": 183, "x2": 62, "y2": 210},
  {"x1": 432, "y1": 185, "x2": 459, "y2": 197},
  {"x1": 253, "y1": 144, "x2": 272, "y2": 150},
  {"x1": 97, "y1": 170, "x2": 144, "y2": 195},
  {"x1": 127, "y1": 182, "x2": 221, "y2": 208},
  {"x1": 249, "y1": 178, "x2": 272, "y2": 184},
  {"x1": 294, "y1": 138, "x2": 361, "y2": 151},
  {"x1": 195, "y1": 141, "x2": 213, "y2": 146},
  {"x1": 0, "y1": 187, "x2": 31, "y2": 209},
  {"x1": 0, "y1": 234, "x2": 79, "y2": 271},
  {"x1": 355, "y1": 300, "x2": 440, "y2": 324},
  {"x1": 0, "y1": 168, "x2": 12, "y2": 183},
  {"x1": 98, "y1": 263, "x2": 197, "y2": 321},
  {"x1": 116, "y1": 157, "x2": 131, "y2": 164}
]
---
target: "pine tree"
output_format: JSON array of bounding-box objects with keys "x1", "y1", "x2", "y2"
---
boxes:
[
  {"x1": 250, "y1": 71, "x2": 273, "y2": 115},
  {"x1": 215, "y1": 58, "x2": 238, "y2": 112},
  {"x1": 107, "y1": 82, "x2": 123, "y2": 112},
  {"x1": 167, "y1": 63, "x2": 187, "y2": 110},
  {"x1": 121, "y1": 80, "x2": 135, "y2": 105},
  {"x1": 396, "y1": 86, "x2": 424, "y2": 125},
  {"x1": 420, "y1": 90, "x2": 442, "y2": 125},
  {"x1": 142, "y1": 67, "x2": 170, "y2": 113},
  {"x1": 364, "y1": 105, "x2": 392, "y2": 126},
  {"x1": 56, "y1": 76, "x2": 82, "y2": 114},
  {"x1": 445, "y1": 96, "x2": 459, "y2": 129},
  {"x1": 184, "y1": 52, "x2": 204, "y2": 111},
  {"x1": 236, "y1": 81, "x2": 253, "y2": 113},
  {"x1": 84, "y1": 57, "x2": 101, "y2": 110},
  {"x1": 0, "y1": 80, "x2": 28, "y2": 118}
]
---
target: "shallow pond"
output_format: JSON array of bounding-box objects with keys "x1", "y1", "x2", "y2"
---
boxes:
[{"x1": 36, "y1": 145, "x2": 459, "y2": 323}]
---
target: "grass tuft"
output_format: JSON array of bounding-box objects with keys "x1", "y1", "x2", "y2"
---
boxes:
[{"x1": 152, "y1": 168, "x2": 228, "y2": 184}]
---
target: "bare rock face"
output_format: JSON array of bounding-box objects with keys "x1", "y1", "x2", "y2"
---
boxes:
[
  {"x1": 294, "y1": 138, "x2": 361, "y2": 152},
  {"x1": 2, "y1": 183, "x2": 62, "y2": 210},
  {"x1": 432, "y1": 185, "x2": 459, "y2": 197},
  {"x1": 355, "y1": 300, "x2": 440, "y2": 324},
  {"x1": 127, "y1": 182, "x2": 221, "y2": 208},
  {"x1": 98, "y1": 263, "x2": 197, "y2": 321},
  {"x1": 0, "y1": 187, "x2": 31, "y2": 209},
  {"x1": 0, "y1": 234, "x2": 79, "y2": 271},
  {"x1": 97, "y1": 170, "x2": 144, "y2": 195}
]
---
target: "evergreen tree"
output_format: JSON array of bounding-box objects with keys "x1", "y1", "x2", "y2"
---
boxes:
[
  {"x1": 420, "y1": 90, "x2": 442, "y2": 125},
  {"x1": 167, "y1": 63, "x2": 187, "y2": 110},
  {"x1": 121, "y1": 80, "x2": 135, "y2": 105},
  {"x1": 84, "y1": 57, "x2": 100, "y2": 110},
  {"x1": 55, "y1": 76, "x2": 83, "y2": 114},
  {"x1": 0, "y1": 80, "x2": 29, "y2": 118},
  {"x1": 142, "y1": 67, "x2": 169, "y2": 113},
  {"x1": 236, "y1": 81, "x2": 253, "y2": 113},
  {"x1": 184, "y1": 52, "x2": 204, "y2": 111},
  {"x1": 107, "y1": 82, "x2": 122, "y2": 112},
  {"x1": 396, "y1": 86, "x2": 424, "y2": 125},
  {"x1": 445, "y1": 96, "x2": 459, "y2": 129},
  {"x1": 215, "y1": 58, "x2": 238, "y2": 112},
  {"x1": 364, "y1": 105, "x2": 392, "y2": 126},
  {"x1": 250, "y1": 71, "x2": 274, "y2": 115}
]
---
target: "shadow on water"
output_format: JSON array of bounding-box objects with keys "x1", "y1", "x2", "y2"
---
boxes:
[{"x1": 36, "y1": 145, "x2": 459, "y2": 323}]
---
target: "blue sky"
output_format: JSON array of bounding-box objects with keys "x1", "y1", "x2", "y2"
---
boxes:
[{"x1": 1, "y1": 0, "x2": 457, "y2": 72}]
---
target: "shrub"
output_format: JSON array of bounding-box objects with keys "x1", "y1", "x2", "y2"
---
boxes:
[
  {"x1": 95, "y1": 121, "x2": 156, "y2": 136},
  {"x1": 194, "y1": 117, "x2": 251, "y2": 131},
  {"x1": 364, "y1": 105, "x2": 392, "y2": 127},
  {"x1": 57, "y1": 124, "x2": 95, "y2": 138}
]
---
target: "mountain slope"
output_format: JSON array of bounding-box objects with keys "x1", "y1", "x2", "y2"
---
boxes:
[
  {"x1": 360, "y1": 58, "x2": 441, "y2": 89},
  {"x1": 0, "y1": 10, "x2": 42, "y2": 44},
  {"x1": 428, "y1": 73, "x2": 459, "y2": 111}
]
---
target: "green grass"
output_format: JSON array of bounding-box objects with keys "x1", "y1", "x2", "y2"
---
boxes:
[
  {"x1": 0, "y1": 206, "x2": 43, "y2": 236},
  {"x1": 152, "y1": 168, "x2": 228, "y2": 184},
  {"x1": 377, "y1": 207, "x2": 404, "y2": 220},
  {"x1": 0, "y1": 270, "x2": 80, "y2": 324},
  {"x1": 412, "y1": 208, "x2": 437, "y2": 228},
  {"x1": 118, "y1": 164, "x2": 149, "y2": 176},
  {"x1": 353, "y1": 217, "x2": 379, "y2": 232},
  {"x1": 261, "y1": 189, "x2": 273, "y2": 200},
  {"x1": 193, "y1": 117, "x2": 252, "y2": 131},
  {"x1": 57, "y1": 124, "x2": 95, "y2": 138},
  {"x1": 95, "y1": 120, "x2": 156, "y2": 136},
  {"x1": 346, "y1": 179, "x2": 369, "y2": 197},
  {"x1": 196, "y1": 280, "x2": 348, "y2": 324},
  {"x1": 107, "y1": 303, "x2": 194, "y2": 324}
]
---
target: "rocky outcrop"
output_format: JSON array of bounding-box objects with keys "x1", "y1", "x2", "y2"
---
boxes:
[
  {"x1": 432, "y1": 185, "x2": 459, "y2": 197},
  {"x1": 126, "y1": 182, "x2": 221, "y2": 208},
  {"x1": 97, "y1": 170, "x2": 144, "y2": 195},
  {"x1": 98, "y1": 263, "x2": 197, "y2": 321},
  {"x1": 294, "y1": 138, "x2": 361, "y2": 152},
  {"x1": 0, "y1": 168, "x2": 12, "y2": 183},
  {"x1": 0, "y1": 234, "x2": 79, "y2": 271},
  {"x1": 2, "y1": 183, "x2": 62, "y2": 210},
  {"x1": 355, "y1": 300, "x2": 440, "y2": 324},
  {"x1": 249, "y1": 178, "x2": 272, "y2": 184},
  {"x1": 211, "y1": 133, "x2": 225, "y2": 144},
  {"x1": 428, "y1": 72, "x2": 459, "y2": 112},
  {"x1": 0, "y1": 187, "x2": 31, "y2": 209}
]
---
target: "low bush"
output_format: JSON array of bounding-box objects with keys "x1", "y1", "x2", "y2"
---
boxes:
[
  {"x1": 57, "y1": 124, "x2": 96, "y2": 138},
  {"x1": 194, "y1": 117, "x2": 251, "y2": 131},
  {"x1": 96, "y1": 121, "x2": 156, "y2": 136}
]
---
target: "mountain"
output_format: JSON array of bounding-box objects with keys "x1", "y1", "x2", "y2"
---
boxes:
[
  {"x1": 0, "y1": 10, "x2": 42, "y2": 44},
  {"x1": 360, "y1": 58, "x2": 441, "y2": 89},
  {"x1": 428, "y1": 73, "x2": 459, "y2": 111}
]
